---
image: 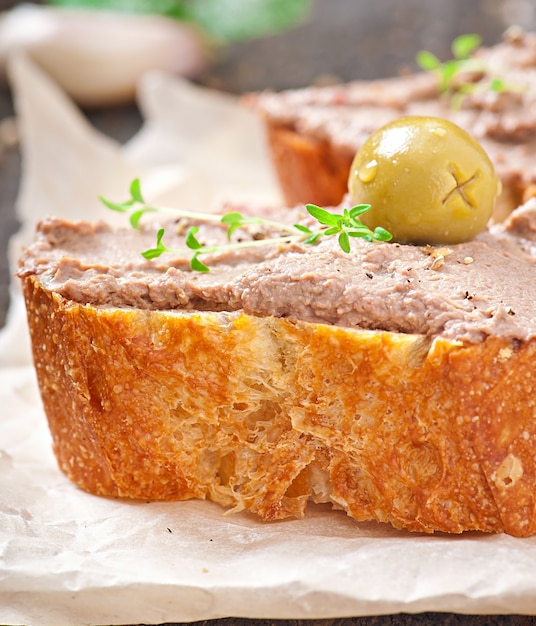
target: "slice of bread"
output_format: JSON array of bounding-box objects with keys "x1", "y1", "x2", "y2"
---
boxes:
[
  {"x1": 248, "y1": 28, "x2": 536, "y2": 220},
  {"x1": 18, "y1": 199, "x2": 536, "y2": 536}
]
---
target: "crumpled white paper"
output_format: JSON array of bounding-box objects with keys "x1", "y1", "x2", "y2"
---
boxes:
[{"x1": 2, "y1": 53, "x2": 536, "y2": 626}]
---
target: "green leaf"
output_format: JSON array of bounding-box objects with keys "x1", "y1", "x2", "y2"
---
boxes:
[
  {"x1": 416, "y1": 50, "x2": 441, "y2": 71},
  {"x1": 47, "y1": 0, "x2": 311, "y2": 43},
  {"x1": 222, "y1": 212, "x2": 264, "y2": 239},
  {"x1": 305, "y1": 204, "x2": 341, "y2": 226},
  {"x1": 221, "y1": 212, "x2": 245, "y2": 225},
  {"x1": 190, "y1": 253, "x2": 210, "y2": 273},
  {"x1": 348, "y1": 204, "x2": 372, "y2": 219},
  {"x1": 155, "y1": 227, "x2": 166, "y2": 246},
  {"x1": 441, "y1": 60, "x2": 459, "y2": 81},
  {"x1": 98, "y1": 195, "x2": 132, "y2": 212},
  {"x1": 451, "y1": 33, "x2": 481, "y2": 60},
  {"x1": 47, "y1": 0, "x2": 190, "y2": 18},
  {"x1": 323, "y1": 226, "x2": 341, "y2": 236},
  {"x1": 49, "y1": 0, "x2": 168, "y2": 10},
  {"x1": 142, "y1": 229, "x2": 167, "y2": 259},
  {"x1": 490, "y1": 78, "x2": 506, "y2": 92},
  {"x1": 222, "y1": 213, "x2": 249, "y2": 239},
  {"x1": 226, "y1": 223, "x2": 243, "y2": 240},
  {"x1": 417, "y1": 34, "x2": 489, "y2": 98},
  {"x1": 347, "y1": 227, "x2": 373, "y2": 237},
  {"x1": 129, "y1": 207, "x2": 150, "y2": 229},
  {"x1": 294, "y1": 223, "x2": 313, "y2": 234},
  {"x1": 338, "y1": 231, "x2": 350, "y2": 253},
  {"x1": 373, "y1": 227, "x2": 393, "y2": 241},
  {"x1": 185, "y1": 226, "x2": 202, "y2": 250},
  {"x1": 129, "y1": 178, "x2": 145, "y2": 203},
  {"x1": 141, "y1": 247, "x2": 163, "y2": 259},
  {"x1": 180, "y1": 0, "x2": 311, "y2": 43},
  {"x1": 303, "y1": 232, "x2": 322, "y2": 244}
]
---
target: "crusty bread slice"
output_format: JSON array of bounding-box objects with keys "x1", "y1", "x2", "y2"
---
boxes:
[{"x1": 21, "y1": 271, "x2": 536, "y2": 536}]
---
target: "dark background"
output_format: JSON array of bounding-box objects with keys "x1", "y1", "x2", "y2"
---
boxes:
[{"x1": 2, "y1": 1, "x2": 536, "y2": 624}]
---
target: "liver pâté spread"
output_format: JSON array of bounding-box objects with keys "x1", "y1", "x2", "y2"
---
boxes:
[{"x1": 18, "y1": 197, "x2": 536, "y2": 345}]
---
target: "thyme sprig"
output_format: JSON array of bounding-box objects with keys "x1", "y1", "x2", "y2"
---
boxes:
[
  {"x1": 416, "y1": 34, "x2": 485, "y2": 95},
  {"x1": 416, "y1": 33, "x2": 524, "y2": 107},
  {"x1": 100, "y1": 179, "x2": 392, "y2": 272}
]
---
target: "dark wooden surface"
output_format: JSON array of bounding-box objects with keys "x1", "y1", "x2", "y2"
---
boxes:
[
  {"x1": 146, "y1": 618, "x2": 536, "y2": 625},
  {"x1": 91, "y1": 612, "x2": 536, "y2": 624},
  {"x1": 2, "y1": 0, "x2": 536, "y2": 623}
]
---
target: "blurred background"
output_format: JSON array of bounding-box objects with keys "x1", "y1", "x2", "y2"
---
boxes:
[{"x1": 2, "y1": 0, "x2": 536, "y2": 327}]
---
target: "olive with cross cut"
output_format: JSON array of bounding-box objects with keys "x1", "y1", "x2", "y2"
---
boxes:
[{"x1": 347, "y1": 116, "x2": 501, "y2": 244}]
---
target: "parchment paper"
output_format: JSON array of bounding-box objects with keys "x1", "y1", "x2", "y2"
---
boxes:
[{"x1": 2, "y1": 53, "x2": 536, "y2": 626}]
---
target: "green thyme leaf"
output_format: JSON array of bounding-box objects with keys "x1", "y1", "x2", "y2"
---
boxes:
[
  {"x1": 305, "y1": 204, "x2": 341, "y2": 226},
  {"x1": 226, "y1": 222, "x2": 242, "y2": 240},
  {"x1": 141, "y1": 248, "x2": 163, "y2": 260},
  {"x1": 490, "y1": 78, "x2": 506, "y2": 92},
  {"x1": 349, "y1": 204, "x2": 372, "y2": 218},
  {"x1": 190, "y1": 252, "x2": 210, "y2": 273},
  {"x1": 129, "y1": 207, "x2": 154, "y2": 229},
  {"x1": 416, "y1": 33, "x2": 524, "y2": 106},
  {"x1": 323, "y1": 226, "x2": 341, "y2": 236},
  {"x1": 451, "y1": 33, "x2": 481, "y2": 60},
  {"x1": 338, "y1": 231, "x2": 350, "y2": 253},
  {"x1": 98, "y1": 195, "x2": 133, "y2": 213},
  {"x1": 373, "y1": 227, "x2": 393, "y2": 242},
  {"x1": 185, "y1": 226, "x2": 203, "y2": 250},
  {"x1": 303, "y1": 232, "x2": 322, "y2": 244},
  {"x1": 415, "y1": 50, "x2": 441, "y2": 71},
  {"x1": 141, "y1": 228, "x2": 167, "y2": 259},
  {"x1": 417, "y1": 33, "x2": 485, "y2": 96},
  {"x1": 221, "y1": 212, "x2": 253, "y2": 239},
  {"x1": 293, "y1": 224, "x2": 313, "y2": 234},
  {"x1": 221, "y1": 212, "x2": 244, "y2": 225},
  {"x1": 129, "y1": 178, "x2": 145, "y2": 204},
  {"x1": 347, "y1": 227, "x2": 373, "y2": 237}
]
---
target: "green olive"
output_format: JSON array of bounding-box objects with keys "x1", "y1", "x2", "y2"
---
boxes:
[{"x1": 347, "y1": 116, "x2": 501, "y2": 245}]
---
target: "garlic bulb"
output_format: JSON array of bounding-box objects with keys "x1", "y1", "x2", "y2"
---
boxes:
[{"x1": 0, "y1": 4, "x2": 208, "y2": 107}]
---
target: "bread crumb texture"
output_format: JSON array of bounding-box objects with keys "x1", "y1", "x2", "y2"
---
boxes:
[{"x1": 23, "y1": 275, "x2": 536, "y2": 536}]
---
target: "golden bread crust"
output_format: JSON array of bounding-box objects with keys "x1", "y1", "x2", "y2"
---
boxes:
[{"x1": 22, "y1": 274, "x2": 536, "y2": 536}]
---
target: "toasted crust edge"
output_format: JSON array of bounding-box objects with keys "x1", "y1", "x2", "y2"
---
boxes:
[
  {"x1": 22, "y1": 274, "x2": 536, "y2": 536},
  {"x1": 264, "y1": 123, "x2": 353, "y2": 208}
]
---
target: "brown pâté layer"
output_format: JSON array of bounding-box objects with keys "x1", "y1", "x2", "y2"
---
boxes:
[{"x1": 17, "y1": 197, "x2": 536, "y2": 536}]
